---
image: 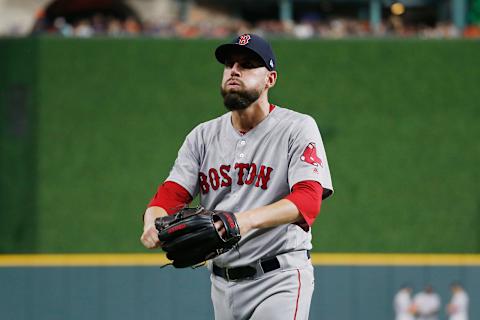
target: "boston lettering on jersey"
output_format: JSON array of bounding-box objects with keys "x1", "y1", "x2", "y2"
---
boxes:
[{"x1": 199, "y1": 162, "x2": 273, "y2": 194}]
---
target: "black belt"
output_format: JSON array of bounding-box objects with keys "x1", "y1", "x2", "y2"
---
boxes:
[{"x1": 213, "y1": 251, "x2": 310, "y2": 281}]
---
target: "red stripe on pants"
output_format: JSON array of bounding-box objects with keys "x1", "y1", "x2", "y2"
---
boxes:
[{"x1": 294, "y1": 269, "x2": 301, "y2": 320}]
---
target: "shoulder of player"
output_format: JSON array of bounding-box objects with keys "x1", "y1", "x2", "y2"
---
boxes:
[
  {"x1": 272, "y1": 106, "x2": 316, "y2": 125},
  {"x1": 185, "y1": 112, "x2": 229, "y2": 140}
]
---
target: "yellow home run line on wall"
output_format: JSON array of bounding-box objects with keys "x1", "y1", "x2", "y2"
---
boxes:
[
  {"x1": 0, "y1": 254, "x2": 169, "y2": 267},
  {"x1": 1, "y1": 253, "x2": 480, "y2": 267},
  {"x1": 310, "y1": 254, "x2": 480, "y2": 266}
]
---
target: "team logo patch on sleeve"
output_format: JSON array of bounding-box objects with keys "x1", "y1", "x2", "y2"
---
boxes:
[{"x1": 300, "y1": 142, "x2": 323, "y2": 168}]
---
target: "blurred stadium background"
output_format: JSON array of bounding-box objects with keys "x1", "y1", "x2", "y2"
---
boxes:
[
  {"x1": 0, "y1": 0, "x2": 479, "y2": 38},
  {"x1": 1, "y1": 1, "x2": 479, "y2": 320}
]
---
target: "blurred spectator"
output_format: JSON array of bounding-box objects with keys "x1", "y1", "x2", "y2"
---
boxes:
[
  {"x1": 293, "y1": 23, "x2": 315, "y2": 39},
  {"x1": 31, "y1": 9, "x2": 49, "y2": 35},
  {"x1": 107, "y1": 18, "x2": 123, "y2": 37},
  {"x1": 91, "y1": 14, "x2": 107, "y2": 35},
  {"x1": 74, "y1": 19, "x2": 94, "y2": 38},
  {"x1": 463, "y1": 25, "x2": 480, "y2": 37},
  {"x1": 124, "y1": 17, "x2": 141, "y2": 35},
  {"x1": 394, "y1": 284, "x2": 415, "y2": 320},
  {"x1": 446, "y1": 282, "x2": 469, "y2": 320},
  {"x1": 53, "y1": 17, "x2": 73, "y2": 37},
  {"x1": 413, "y1": 285, "x2": 441, "y2": 320},
  {"x1": 419, "y1": 22, "x2": 459, "y2": 38}
]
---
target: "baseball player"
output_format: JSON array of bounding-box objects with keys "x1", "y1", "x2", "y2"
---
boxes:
[
  {"x1": 394, "y1": 285, "x2": 415, "y2": 320},
  {"x1": 413, "y1": 285, "x2": 441, "y2": 320},
  {"x1": 141, "y1": 33, "x2": 333, "y2": 320},
  {"x1": 446, "y1": 282, "x2": 469, "y2": 320}
]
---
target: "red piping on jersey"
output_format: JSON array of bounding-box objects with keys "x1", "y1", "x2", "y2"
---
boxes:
[
  {"x1": 269, "y1": 103, "x2": 276, "y2": 113},
  {"x1": 294, "y1": 269, "x2": 301, "y2": 320}
]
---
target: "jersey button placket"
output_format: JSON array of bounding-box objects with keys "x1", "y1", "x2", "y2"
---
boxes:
[
  {"x1": 232, "y1": 140, "x2": 240, "y2": 211},
  {"x1": 238, "y1": 139, "x2": 246, "y2": 159},
  {"x1": 232, "y1": 139, "x2": 246, "y2": 207}
]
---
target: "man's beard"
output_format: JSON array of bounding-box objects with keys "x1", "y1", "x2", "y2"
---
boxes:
[{"x1": 221, "y1": 86, "x2": 261, "y2": 111}]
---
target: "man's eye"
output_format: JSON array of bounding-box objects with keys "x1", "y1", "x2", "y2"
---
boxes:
[
  {"x1": 224, "y1": 60, "x2": 260, "y2": 69},
  {"x1": 242, "y1": 62, "x2": 254, "y2": 69}
]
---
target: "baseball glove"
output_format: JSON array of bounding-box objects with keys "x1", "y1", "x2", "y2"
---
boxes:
[{"x1": 155, "y1": 207, "x2": 241, "y2": 268}]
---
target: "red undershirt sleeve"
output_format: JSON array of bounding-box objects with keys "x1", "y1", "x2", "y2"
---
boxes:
[
  {"x1": 284, "y1": 180, "x2": 323, "y2": 230},
  {"x1": 147, "y1": 181, "x2": 193, "y2": 215}
]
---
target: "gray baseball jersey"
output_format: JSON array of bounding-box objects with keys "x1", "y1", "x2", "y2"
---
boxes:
[{"x1": 166, "y1": 105, "x2": 333, "y2": 267}]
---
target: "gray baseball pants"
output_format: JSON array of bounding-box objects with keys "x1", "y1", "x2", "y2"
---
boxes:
[{"x1": 210, "y1": 252, "x2": 314, "y2": 320}]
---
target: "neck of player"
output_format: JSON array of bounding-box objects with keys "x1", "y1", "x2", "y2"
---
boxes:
[{"x1": 231, "y1": 96, "x2": 270, "y2": 133}]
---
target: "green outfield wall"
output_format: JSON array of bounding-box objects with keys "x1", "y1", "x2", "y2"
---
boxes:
[
  {"x1": 0, "y1": 39, "x2": 38, "y2": 252},
  {"x1": 0, "y1": 38, "x2": 479, "y2": 253}
]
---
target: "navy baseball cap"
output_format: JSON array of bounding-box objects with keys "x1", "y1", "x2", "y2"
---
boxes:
[{"x1": 215, "y1": 34, "x2": 276, "y2": 71}]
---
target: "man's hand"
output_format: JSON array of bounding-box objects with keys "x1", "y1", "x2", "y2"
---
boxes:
[
  {"x1": 215, "y1": 212, "x2": 254, "y2": 237},
  {"x1": 233, "y1": 212, "x2": 254, "y2": 236},
  {"x1": 141, "y1": 224, "x2": 161, "y2": 249},
  {"x1": 214, "y1": 220, "x2": 226, "y2": 238},
  {"x1": 141, "y1": 206, "x2": 168, "y2": 249},
  {"x1": 155, "y1": 207, "x2": 241, "y2": 268}
]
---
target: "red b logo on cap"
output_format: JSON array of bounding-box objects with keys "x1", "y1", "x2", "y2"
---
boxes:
[{"x1": 238, "y1": 34, "x2": 251, "y2": 45}]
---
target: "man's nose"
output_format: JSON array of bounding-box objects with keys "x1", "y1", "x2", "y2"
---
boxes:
[{"x1": 230, "y1": 62, "x2": 241, "y2": 76}]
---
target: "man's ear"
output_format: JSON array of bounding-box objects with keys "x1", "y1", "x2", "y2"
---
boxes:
[{"x1": 266, "y1": 71, "x2": 277, "y2": 89}]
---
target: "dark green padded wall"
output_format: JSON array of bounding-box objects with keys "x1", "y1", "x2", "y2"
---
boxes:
[
  {"x1": 1, "y1": 38, "x2": 479, "y2": 253},
  {"x1": 0, "y1": 39, "x2": 38, "y2": 252}
]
